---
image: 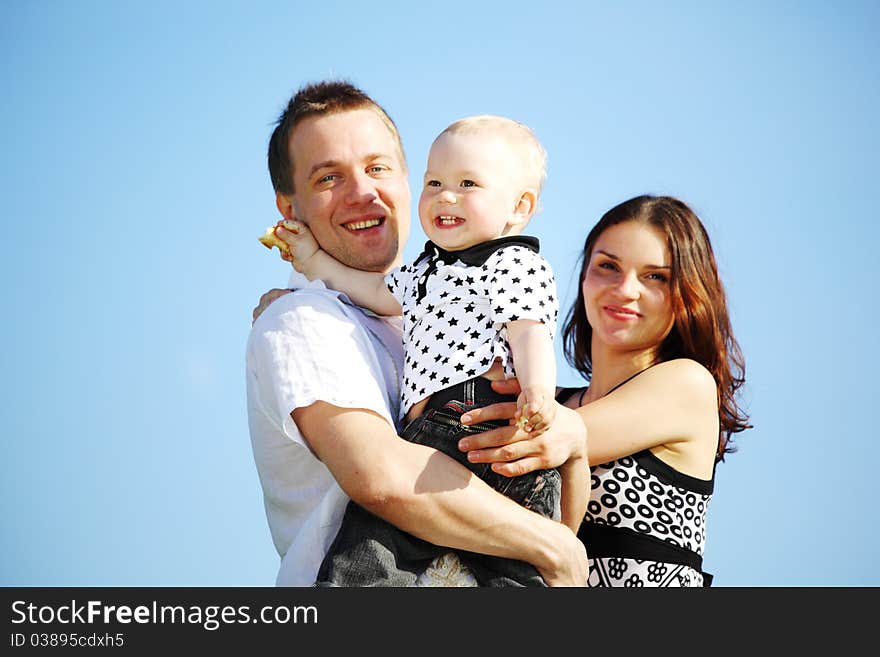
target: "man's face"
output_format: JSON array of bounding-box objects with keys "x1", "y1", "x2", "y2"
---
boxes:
[{"x1": 286, "y1": 108, "x2": 411, "y2": 273}]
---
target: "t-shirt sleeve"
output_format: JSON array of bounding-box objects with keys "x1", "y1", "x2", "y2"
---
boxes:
[
  {"x1": 247, "y1": 292, "x2": 395, "y2": 446},
  {"x1": 384, "y1": 265, "x2": 410, "y2": 307},
  {"x1": 488, "y1": 247, "x2": 558, "y2": 335}
]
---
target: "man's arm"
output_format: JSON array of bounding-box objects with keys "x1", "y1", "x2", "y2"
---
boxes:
[{"x1": 292, "y1": 400, "x2": 587, "y2": 586}]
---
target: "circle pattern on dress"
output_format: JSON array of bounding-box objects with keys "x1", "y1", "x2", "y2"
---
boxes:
[{"x1": 584, "y1": 452, "x2": 711, "y2": 555}]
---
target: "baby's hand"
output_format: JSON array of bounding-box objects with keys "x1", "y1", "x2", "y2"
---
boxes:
[
  {"x1": 275, "y1": 219, "x2": 321, "y2": 274},
  {"x1": 514, "y1": 388, "x2": 557, "y2": 435}
]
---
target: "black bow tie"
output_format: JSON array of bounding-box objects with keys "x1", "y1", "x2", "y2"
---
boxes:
[
  {"x1": 413, "y1": 235, "x2": 540, "y2": 303},
  {"x1": 416, "y1": 235, "x2": 540, "y2": 267}
]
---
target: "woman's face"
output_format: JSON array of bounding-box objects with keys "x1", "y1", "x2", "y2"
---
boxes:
[{"x1": 582, "y1": 220, "x2": 675, "y2": 355}]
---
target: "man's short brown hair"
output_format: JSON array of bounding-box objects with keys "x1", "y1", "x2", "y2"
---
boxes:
[{"x1": 267, "y1": 80, "x2": 406, "y2": 195}]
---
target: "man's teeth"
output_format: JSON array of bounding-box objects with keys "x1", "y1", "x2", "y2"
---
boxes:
[{"x1": 346, "y1": 218, "x2": 382, "y2": 230}]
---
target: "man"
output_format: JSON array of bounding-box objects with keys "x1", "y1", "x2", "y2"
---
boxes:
[{"x1": 246, "y1": 80, "x2": 587, "y2": 586}]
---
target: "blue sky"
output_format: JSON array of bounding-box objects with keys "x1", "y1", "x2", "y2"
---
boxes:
[{"x1": 2, "y1": 1, "x2": 877, "y2": 586}]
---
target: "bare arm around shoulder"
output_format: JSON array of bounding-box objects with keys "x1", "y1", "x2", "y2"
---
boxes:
[
  {"x1": 293, "y1": 400, "x2": 588, "y2": 586},
  {"x1": 277, "y1": 220, "x2": 401, "y2": 316},
  {"x1": 578, "y1": 359, "x2": 719, "y2": 478}
]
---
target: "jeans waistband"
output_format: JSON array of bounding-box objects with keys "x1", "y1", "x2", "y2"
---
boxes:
[{"x1": 425, "y1": 376, "x2": 517, "y2": 414}]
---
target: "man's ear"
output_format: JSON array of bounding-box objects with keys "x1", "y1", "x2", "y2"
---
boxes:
[
  {"x1": 275, "y1": 192, "x2": 296, "y2": 221},
  {"x1": 508, "y1": 189, "x2": 538, "y2": 227}
]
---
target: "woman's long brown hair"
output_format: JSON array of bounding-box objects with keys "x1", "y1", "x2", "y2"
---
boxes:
[{"x1": 561, "y1": 195, "x2": 751, "y2": 460}]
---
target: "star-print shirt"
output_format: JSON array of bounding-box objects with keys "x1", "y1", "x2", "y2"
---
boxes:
[{"x1": 385, "y1": 235, "x2": 558, "y2": 420}]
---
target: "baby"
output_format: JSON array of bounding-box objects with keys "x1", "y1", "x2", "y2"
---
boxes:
[{"x1": 282, "y1": 115, "x2": 586, "y2": 586}]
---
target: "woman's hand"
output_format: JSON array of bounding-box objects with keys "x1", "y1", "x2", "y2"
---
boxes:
[{"x1": 459, "y1": 379, "x2": 587, "y2": 477}]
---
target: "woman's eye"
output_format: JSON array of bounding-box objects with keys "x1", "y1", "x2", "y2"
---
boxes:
[
  {"x1": 647, "y1": 272, "x2": 669, "y2": 282},
  {"x1": 598, "y1": 261, "x2": 617, "y2": 271}
]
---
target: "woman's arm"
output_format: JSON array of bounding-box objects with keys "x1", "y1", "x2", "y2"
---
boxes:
[
  {"x1": 462, "y1": 359, "x2": 719, "y2": 479},
  {"x1": 573, "y1": 359, "x2": 718, "y2": 475},
  {"x1": 557, "y1": 437, "x2": 590, "y2": 533}
]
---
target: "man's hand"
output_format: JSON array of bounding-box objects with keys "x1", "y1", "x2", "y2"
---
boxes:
[
  {"x1": 536, "y1": 521, "x2": 589, "y2": 587},
  {"x1": 251, "y1": 288, "x2": 291, "y2": 324}
]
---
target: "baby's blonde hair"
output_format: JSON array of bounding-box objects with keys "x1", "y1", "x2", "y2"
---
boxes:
[{"x1": 437, "y1": 115, "x2": 548, "y2": 194}]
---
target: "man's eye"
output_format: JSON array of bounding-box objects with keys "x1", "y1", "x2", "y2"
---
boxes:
[
  {"x1": 461, "y1": 179, "x2": 476, "y2": 188},
  {"x1": 318, "y1": 174, "x2": 338, "y2": 184},
  {"x1": 368, "y1": 165, "x2": 388, "y2": 174}
]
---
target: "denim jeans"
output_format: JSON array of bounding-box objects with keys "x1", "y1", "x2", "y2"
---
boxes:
[{"x1": 315, "y1": 377, "x2": 561, "y2": 587}]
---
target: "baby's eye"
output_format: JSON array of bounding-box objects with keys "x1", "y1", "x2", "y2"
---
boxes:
[
  {"x1": 461, "y1": 179, "x2": 476, "y2": 188},
  {"x1": 426, "y1": 180, "x2": 441, "y2": 187}
]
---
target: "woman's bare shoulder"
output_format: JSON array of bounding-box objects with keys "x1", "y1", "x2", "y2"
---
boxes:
[{"x1": 637, "y1": 359, "x2": 716, "y2": 401}]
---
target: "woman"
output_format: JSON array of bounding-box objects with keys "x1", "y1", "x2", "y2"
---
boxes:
[{"x1": 460, "y1": 195, "x2": 751, "y2": 586}]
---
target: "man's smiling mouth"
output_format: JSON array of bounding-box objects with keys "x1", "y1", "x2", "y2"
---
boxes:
[{"x1": 344, "y1": 217, "x2": 384, "y2": 231}]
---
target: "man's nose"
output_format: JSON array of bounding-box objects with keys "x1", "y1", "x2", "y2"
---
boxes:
[{"x1": 344, "y1": 171, "x2": 378, "y2": 205}]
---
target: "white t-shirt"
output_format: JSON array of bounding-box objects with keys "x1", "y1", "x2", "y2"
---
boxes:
[
  {"x1": 246, "y1": 270, "x2": 404, "y2": 586},
  {"x1": 385, "y1": 236, "x2": 558, "y2": 419}
]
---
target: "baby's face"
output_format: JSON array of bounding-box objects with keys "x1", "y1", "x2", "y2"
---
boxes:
[{"x1": 418, "y1": 130, "x2": 529, "y2": 251}]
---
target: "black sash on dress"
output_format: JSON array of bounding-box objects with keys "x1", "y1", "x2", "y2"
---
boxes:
[{"x1": 578, "y1": 523, "x2": 713, "y2": 587}]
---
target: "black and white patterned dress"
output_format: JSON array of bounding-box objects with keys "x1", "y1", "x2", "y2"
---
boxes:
[{"x1": 557, "y1": 386, "x2": 716, "y2": 587}]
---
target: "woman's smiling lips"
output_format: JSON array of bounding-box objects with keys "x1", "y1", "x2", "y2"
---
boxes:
[{"x1": 603, "y1": 304, "x2": 641, "y2": 321}]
